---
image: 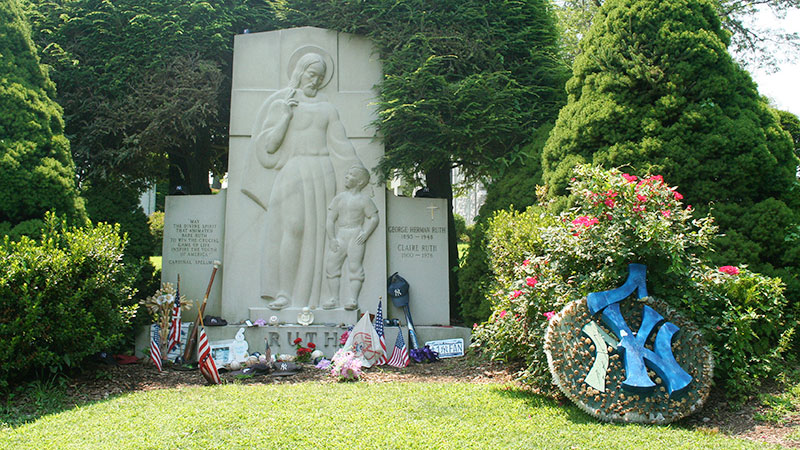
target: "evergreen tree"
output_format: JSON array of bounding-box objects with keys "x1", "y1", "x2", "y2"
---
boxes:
[
  {"x1": 457, "y1": 124, "x2": 551, "y2": 324},
  {"x1": 0, "y1": 0, "x2": 85, "y2": 235},
  {"x1": 29, "y1": 0, "x2": 279, "y2": 194},
  {"x1": 542, "y1": 0, "x2": 800, "y2": 297},
  {"x1": 280, "y1": 0, "x2": 569, "y2": 319}
]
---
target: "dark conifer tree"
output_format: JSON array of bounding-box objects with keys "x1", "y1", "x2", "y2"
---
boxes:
[
  {"x1": 0, "y1": 0, "x2": 85, "y2": 235},
  {"x1": 542, "y1": 0, "x2": 800, "y2": 297}
]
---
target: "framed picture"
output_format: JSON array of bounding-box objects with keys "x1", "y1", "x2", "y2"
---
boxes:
[{"x1": 210, "y1": 342, "x2": 234, "y2": 367}]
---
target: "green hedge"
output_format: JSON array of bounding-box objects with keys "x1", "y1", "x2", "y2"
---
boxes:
[{"x1": 0, "y1": 214, "x2": 136, "y2": 387}]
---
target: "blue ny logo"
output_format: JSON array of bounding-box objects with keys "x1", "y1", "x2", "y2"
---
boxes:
[{"x1": 586, "y1": 264, "x2": 692, "y2": 396}]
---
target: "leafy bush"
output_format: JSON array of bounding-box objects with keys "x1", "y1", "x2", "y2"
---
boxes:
[
  {"x1": 0, "y1": 213, "x2": 136, "y2": 387},
  {"x1": 473, "y1": 165, "x2": 795, "y2": 401},
  {"x1": 685, "y1": 266, "x2": 795, "y2": 400}
]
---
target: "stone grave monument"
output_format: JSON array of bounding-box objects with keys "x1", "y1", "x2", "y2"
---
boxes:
[{"x1": 137, "y1": 27, "x2": 470, "y2": 360}]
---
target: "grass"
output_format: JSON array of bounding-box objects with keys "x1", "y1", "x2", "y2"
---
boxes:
[
  {"x1": 754, "y1": 369, "x2": 800, "y2": 425},
  {"x1": 0, "y1": 382, "x2": 786, "y2": 450}
]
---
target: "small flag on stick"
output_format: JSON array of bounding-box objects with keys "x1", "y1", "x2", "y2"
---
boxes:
[
  {"x1": 167, "y1": 275, "x2": 182, "y2": 353},
  {"x1": 150, "y1": 323, "x2": 163, "y2": 372},
  {"x1": 386, "y1": 329, "x2": 409, "y2": 368},
  {"x1": 374, "y1": 299, "x2": 387, "y2": 365},
  {"x1": 197, "y1": 318, "x2": 221, "y2": 384}
]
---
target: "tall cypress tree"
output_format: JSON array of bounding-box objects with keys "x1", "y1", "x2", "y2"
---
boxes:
[
  {"x1": 541, "y1": 0, "x2": 800, "y2": 297},
  {"x1": 0, "y1": 0, "x2": 85, "y2": 234}
]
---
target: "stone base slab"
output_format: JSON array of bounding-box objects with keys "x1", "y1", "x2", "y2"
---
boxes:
[{"x1": 135, "y1": 324, "x2": 471, "y2": 361}]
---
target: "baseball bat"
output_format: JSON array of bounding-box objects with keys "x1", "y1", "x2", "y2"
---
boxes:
[
  {"x1": 182, "y1": 260, "x2": 222, "y2": 362},
  {"x1": 403, "y1": 305, "x2": 420, "y2": 350}
]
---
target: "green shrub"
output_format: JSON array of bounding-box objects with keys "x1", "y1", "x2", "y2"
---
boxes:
[
  {"x1": 685, "y1": 266, "x2": 796, "y2": 401},
  {"x1": 0, "y1": 213, "x2": 136, "y2": 387},
  {"x1": 473, "y1": 165, "x2": 795, "y2": 401},
  {"x1": 541, "y1": 0, "x2": 800, "y2": 305}
]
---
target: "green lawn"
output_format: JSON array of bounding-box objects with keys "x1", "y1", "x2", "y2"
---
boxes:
[{"x1": 0, "y1": 382, "x2": 784, "y2": 450}]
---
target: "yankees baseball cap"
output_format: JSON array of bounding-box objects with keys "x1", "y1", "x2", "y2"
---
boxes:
[
  {"x1": 271, "y1": 361, "x2": 300, "y2": 377},
  {"x1": 387, "y1": 272, "x2": 409, "y2": 307}
]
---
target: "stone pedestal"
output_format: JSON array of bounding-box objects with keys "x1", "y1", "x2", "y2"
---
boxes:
[{"x1": 248, "y1": 307, "x2": 357, "y2": 326}]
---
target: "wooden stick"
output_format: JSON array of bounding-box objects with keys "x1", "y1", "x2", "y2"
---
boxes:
[{"x1": 182, "y1": 261, "x2": 221, "y2": 362}]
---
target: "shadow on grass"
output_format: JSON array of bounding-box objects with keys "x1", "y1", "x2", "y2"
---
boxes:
[
  {"x1": 489, "y1": 384, "x2": 671, "y2": 431},
  {"x1": 488, "y1": 384, "x2": 599, "y2": 424},
  {"x1": 0, "y1": 373, "x2": 125, "y2": 429}
]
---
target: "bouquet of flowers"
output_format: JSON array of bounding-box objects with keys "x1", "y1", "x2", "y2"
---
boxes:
[
  {"x1": 141, "y1": 282, "x2": 192, "y2": 350},
  {"x1": 294, "y1": 337, "x2": 316, "y2": 363},
  {"x1": 329, "y1": 348, "x2": 362, "y2": 381}
]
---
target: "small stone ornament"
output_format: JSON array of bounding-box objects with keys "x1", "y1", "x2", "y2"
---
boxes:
[
  {"x1": 231, "y1": 328, "x2": 249, "y2": 362},
  {"x1": 269, "y1": 315, "x2": 279, "y2": 325},
  {"x1": 297, "y1": 307, "x2": 314, "y2": 325}
]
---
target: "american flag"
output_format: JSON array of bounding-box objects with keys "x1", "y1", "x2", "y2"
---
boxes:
[
  {"x1": 374, "y1": 299, "x2": 387, "y2": 365},
  {"x1": 197, "y1": 325, "x2": 221, "y2": 384},
  {"x1": 167, "y1": 277, "x2": 181, "y2": 353},
  {"x1": 150, "y1": 324, "x2": 163, "y2": 372},
  {"x1": 386, "y1": 328, "x2": 409, "y2": 368}
]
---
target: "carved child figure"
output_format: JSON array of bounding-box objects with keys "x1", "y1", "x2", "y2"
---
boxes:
[{"x1": 322, "y1": 165, "x2": 379, "y2": 310}]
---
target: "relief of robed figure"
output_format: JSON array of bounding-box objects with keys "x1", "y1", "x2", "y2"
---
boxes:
[{"x1": 241, "y1": 50, "x2": 361, "y2": 310}]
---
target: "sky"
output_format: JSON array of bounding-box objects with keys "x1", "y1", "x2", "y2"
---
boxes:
[{"x1": 746, "y1": 8, "x2": 800, "y2": 117}]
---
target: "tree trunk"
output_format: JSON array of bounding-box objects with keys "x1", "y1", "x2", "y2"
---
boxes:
[
  {"x1": 167, "y1": 141, "x2": 212, "y2": 195},
  {"x1": 425, "y1": 166, "x2": 461, "y2": 323}
]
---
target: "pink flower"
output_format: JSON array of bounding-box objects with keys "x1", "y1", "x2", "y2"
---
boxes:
[
  {"x1": 718, "y1": 266, "x2": 740, "y2": 275},
  {"x1": 522, "y1": 259, "x2": 530, "y2": 266},
  {"x1": 543, "y1": 311, "x2": 556, "y2": 321},
  {"x1": 499, "y1": 310, "x2": 507, "y2": 319},
  {"x1": 687, "y1": 204, "x2": 692, "y2": 210},
  {"x1": 673, "y1": 190, "x2": 684, "y2": 200},
  {"x1": 604, "y1": 197, "x2": 615, "y2": 208},
  {"x1": 661, "y1": 210, "x2": 671, "y2": 218},
  {"x1": 636, "y1": 194, "x2": 648, "y2": 203},
  {"x1": 650, "y1": 175, "x2": 664, "y2": 183},
  {"x1": 510, "y1": 290, "x2": 522, "y2": 299},
  {"x1": 622, "y1": 173, "x2": 637, "y2": 183},
  {"x1": 526, "y1": 277, "x2": 538, "y2": 287},
  {"x1": 572, "y1": 216, "x2": 599, "y2": 227},
  {"x1": 473, "y1": 323, "x2": 478, "y2": 329}
]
